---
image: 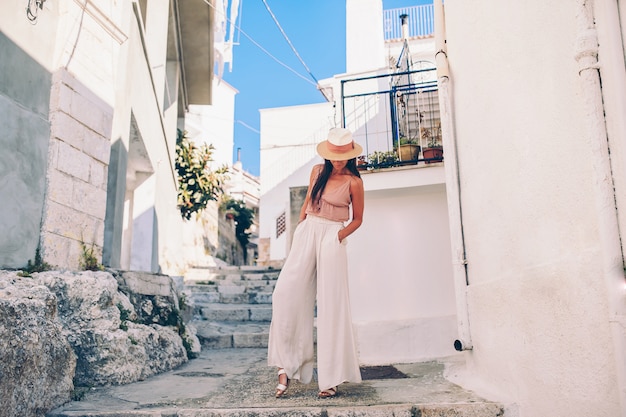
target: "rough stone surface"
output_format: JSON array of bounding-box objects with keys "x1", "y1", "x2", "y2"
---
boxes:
[
  {"x1": 181, "y1": 322, "x2": 202, "y2": 358},
  {"x1": 111, "y1": 270, "x2": 201, "y2": 358},
  {"x1": 0, "y1": 271, "x2": 76, "y2": 417},
  {"x1": 36, "y1": 270, "x2": 190, "y2": 387},
  {"x1": 112, "y1": 270, "x2": 181, "y2": 326}
]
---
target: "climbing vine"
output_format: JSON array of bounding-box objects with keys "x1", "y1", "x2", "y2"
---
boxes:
[{"x1": 175, "y1": 129, "x2": 229, "y2": 220}]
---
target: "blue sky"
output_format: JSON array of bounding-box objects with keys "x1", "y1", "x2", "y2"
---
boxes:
[{"x1": 222, "y1": 0, "x2": 430, "y2": 176}]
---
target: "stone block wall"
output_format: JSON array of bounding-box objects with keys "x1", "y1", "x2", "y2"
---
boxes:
[{"x1": 41, "y1": 69, "x2": 113, "y2": 270}]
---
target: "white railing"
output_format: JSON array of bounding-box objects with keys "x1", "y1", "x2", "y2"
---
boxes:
[{"x1": 383, "y1": 4, "x2": 434, "y2": 40}]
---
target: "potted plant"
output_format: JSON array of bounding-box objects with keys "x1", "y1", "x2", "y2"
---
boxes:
[
  {"x1": 356, "y1": 155, "x2": 368, "y2": 170},
  {"x1": 421, "y1": 123, "x2": 443, "y2": 163},
  {"x1": 367, "y1": 150, "x2": 399, "y2": 168},
  {"x1": 396, "y1": 136, "x2": 421, "y2": 162}
]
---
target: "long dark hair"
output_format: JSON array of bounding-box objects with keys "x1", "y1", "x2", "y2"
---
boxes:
[{"x1": 310, "y1": 158, "x2": 361, "y2": 204}]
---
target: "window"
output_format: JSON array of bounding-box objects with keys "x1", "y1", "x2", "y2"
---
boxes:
[{"x1": 276, "y1": 212, "x2": 286, "y2": 238}]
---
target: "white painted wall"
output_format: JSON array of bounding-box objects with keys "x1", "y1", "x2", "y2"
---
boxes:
[
  {"x1": 186, "y1": 78, "x2": 238, "y2": 169},
  {"x1": 0, "y1": 0, "x2": 123, "y2": 269},
  {"x1": 119, "y1": 8, "x2": 184, "y2": 274},
  {"x1": 0, "y1": 1, "x2": 57, "y2": 71},
  {"x1": 349, "y1": 170, "x2": 457, "y2": 364},
  {"x1": 442, "y1": 1, "x2": 624, "y2": 415},
  {"x1": 0, "y1": 0, "x2": 219, "y2": 274},
  {"x1": 346, "y1": 0, "x2": 386, "y2": 73},
  {"x1": 260, "y1": 102, "x2": 335, "y2": 195}
]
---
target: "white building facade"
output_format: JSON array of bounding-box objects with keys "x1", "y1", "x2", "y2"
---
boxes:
[
  {"x1": 0, "y1": 0, "x2": 226, "y2": 275},
  {"x1": 440, "y1": 1, "x2": 626, "y2": 416}
]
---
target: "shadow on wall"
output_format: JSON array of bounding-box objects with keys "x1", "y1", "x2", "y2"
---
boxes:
[
  {"x1": 103, "y1": 138, "x2": 128, "y2": 269},
  {"x1": 0, "y1": 32, "x2": 52, "y2": 268},
  {"x1": 129, "y1": 205, "x2": 160, "y2": 273}
]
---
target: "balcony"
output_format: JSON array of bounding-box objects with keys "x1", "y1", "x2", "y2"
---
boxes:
[
  {"x1": 383, "y1": 4, "x2": 435, "y2": 41},
  {"x1": 341, "y1": 66, "x2": 442, "y2": 172}
]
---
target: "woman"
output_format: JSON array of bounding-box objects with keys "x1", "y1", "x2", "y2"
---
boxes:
[{"x1": 267, "y1": 127, "x2": 365, "y2": 399}]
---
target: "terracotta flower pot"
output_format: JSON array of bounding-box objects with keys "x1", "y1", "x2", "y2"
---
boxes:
[{"x1": 423, "y1": 146, "x2": 443, "y2": 163}]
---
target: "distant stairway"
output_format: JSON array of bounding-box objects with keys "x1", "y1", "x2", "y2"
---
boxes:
[{"x1": 184, "y1": 266, "x2": 280, "y2": 349}]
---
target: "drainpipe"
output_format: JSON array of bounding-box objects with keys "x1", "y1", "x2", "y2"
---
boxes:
[
  {"x1": 575, "y1": 1, "x2": 626, "y2": 414},
  {"x1": 433, "y1": 0, "x2": 472, "y2": 351}
]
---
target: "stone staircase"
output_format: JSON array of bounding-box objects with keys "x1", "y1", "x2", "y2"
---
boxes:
[
  {"x1": 47, "y1": 265, "x2": 507, "y2": 417},
  {"x1": 184, "y1": 265, "x2": 280, "y2": 349}
]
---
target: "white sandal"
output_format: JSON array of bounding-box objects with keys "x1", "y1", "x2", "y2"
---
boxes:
[{"x1": 275, "y1": 369, "x2": 289, "y2": 398}]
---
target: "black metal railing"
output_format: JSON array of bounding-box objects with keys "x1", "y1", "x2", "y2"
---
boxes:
[{"x1": 341, "y1": 67, "x2": 443, "y2": 170}]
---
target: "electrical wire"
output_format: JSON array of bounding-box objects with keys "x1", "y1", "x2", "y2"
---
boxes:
[
  {"x1": 260, "y1": 0, "x2": 328, "y2": 101},
  {"x1": 236, "y1": 120, "x2": 260, "y2": 134},
  {"x1": 202, "y1": 0, "x2": 318, "y2": 88}
]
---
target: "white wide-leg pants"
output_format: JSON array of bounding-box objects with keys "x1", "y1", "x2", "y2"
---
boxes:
[{"x1": 267, "y1": 215, "x2": 362, "y2": 391}]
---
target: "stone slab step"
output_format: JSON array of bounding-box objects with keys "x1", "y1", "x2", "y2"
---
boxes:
[
  {"x1": 187, "y1": 274, "x2": 279, "y2": 285},
  {"x1": 185, "y1": 282, "x2": 277, "y2": 294},
  {"x1": 199, "y1": 303, "x2": 272, "y2": 322},
  {"x1": 185, "y1": 266, "x2": 280, "y2": 283},
  {"x1": 192, "y1": 319, "x2": 270, "y2": 349},
  {"x1": 185, "y1": 286, "x2": 274, "y2": 305},
  {"x1": 189, "y1": 291, "x2": 273, "y2": 305},
  {"x1": 196, "y1": 265, "x2": 280, "y2": 273}
]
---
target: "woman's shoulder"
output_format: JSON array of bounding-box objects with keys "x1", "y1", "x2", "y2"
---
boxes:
[
  {"x1": 311, "y1": 164, "x2": 324, "y2": 175},
  {"x1": 309, "y1": 164, "x2": 324, "y2": 181},
  {"x1": 349, "y1": 174, "x2": 363, "y2": 187}
]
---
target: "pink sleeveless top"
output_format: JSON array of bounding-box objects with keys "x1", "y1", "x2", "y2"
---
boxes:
[{"x1": 306, "y1": 176, "x2": 352, "y2": 222}]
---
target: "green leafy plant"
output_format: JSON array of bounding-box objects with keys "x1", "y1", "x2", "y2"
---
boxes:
[
  {"x1": 80, "y1": 241, "x2": 104, "y2": 271},
  {"x1": 367, "y1": 150, "x2": 400, "y2": 167},
  {"x1": 18, "y1": 247, "x2": 51, "y2": 277},
  {"x1": 176, "y1": 129, "x2": 229, "y2": 220},
  {"x1": 220, "y1": 197, "x2": 255, "y2": 263},
  {"x1": 398, "y1": 136, "x2": 419, "y2": 146}
]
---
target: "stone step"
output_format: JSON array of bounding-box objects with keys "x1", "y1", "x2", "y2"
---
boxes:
[
  {"x1": 185, "y1": 266, "x2": 281, "y2": 283},
  {"x1": 184, "y1": 267, "x2": 281, "y2": 350},
  {"x1": 185, "y1": 281, "x2": 277, "y2": 294},
  {"x1": 187, "y1": 290, "x2": 273, "y2": 306},
  {"x1": 199, "y1": 303, "x2": 272, "y2": 322},
  {"x1": 188, "y1": 274, "x2": 279, "y2": 285},
  {"x1": 192, "y1": 319, "x2": 270, "y2": 349}
]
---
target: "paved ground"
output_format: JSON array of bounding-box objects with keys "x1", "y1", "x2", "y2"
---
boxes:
[{"x1": 48, "y1": 348, "x2": 504, "y2": 417}]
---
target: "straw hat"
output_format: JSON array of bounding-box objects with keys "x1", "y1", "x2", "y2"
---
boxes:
[{"x1": 316, "y1": 128, "x2": 363, "y2": 161}]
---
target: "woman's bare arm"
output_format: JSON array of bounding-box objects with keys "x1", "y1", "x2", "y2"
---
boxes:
[{"x1": 338, "y1": 175, "x2": 364, "y2": 242}]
